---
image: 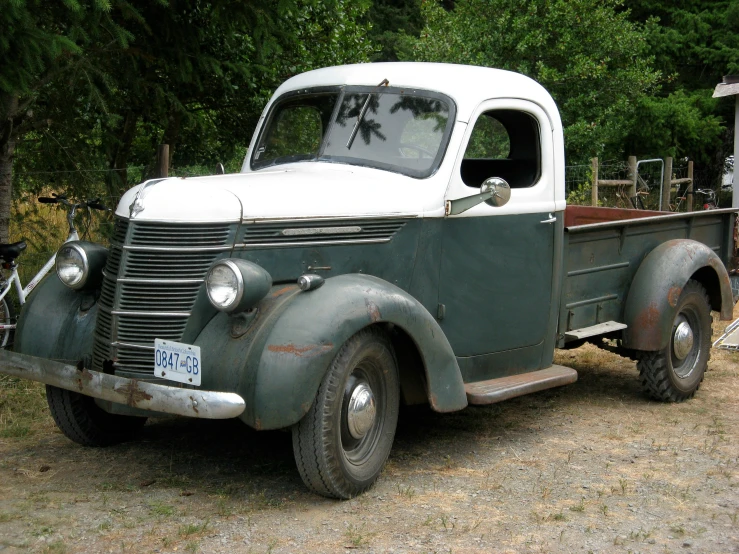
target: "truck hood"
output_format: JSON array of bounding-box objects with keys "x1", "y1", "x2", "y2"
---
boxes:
[{"x1": 116, "y1": 163, "x2": 426, "y2": 223}]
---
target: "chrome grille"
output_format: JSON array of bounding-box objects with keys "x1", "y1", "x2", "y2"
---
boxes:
[
  {"x1": 116, "y1": 315, "x2": 188, "y2": 342},
  {"x1": 240, "y1": 219, "x2": 406, "y2": 247},
  {"x1": 118, "y1": 282, "x2": 200, "y2": 311},
  {"x1": 92, "y1": 217, "x2": 234, "y2": 376},
  {"x1": 131, "y1": 222, "x2": 231, "y2": 246},
  {"x1": 124, "y1": 251, "x2": 222, "y2": 279}
]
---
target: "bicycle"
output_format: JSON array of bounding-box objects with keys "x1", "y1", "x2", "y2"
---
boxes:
[
  {"x1": 0, "y1": 194, "x2": 108, "y2": 347},
  {"x1": 694, "y1": 188, "x2": 718, "y2": 210}
]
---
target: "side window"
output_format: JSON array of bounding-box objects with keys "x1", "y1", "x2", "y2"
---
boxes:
[
  {"x1": 465, "y1": 115, "x2": 510, "y2": 159},
  {"x1": 461, "y1": 109, "x2": 541, "y2": 189}
]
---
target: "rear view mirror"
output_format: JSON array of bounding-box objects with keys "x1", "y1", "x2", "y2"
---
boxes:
[{"x1": 481, "y1": 177, "x2": 511, "y2": 207}]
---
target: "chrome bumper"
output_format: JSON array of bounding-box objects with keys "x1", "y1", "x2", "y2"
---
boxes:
[{"x1": 0, "y1": 350, "x2": 245, "y2": 419}]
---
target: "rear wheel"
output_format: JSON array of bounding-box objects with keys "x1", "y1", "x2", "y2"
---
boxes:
[
  {"x1": 636, "y1": 280, "x2": 712, "y2": 402},
  {"x1": 46, "y1": 386, "x2": 147, "y2": 446},
  {"x1": 292, "y1": 328, "x2": 400, "y2": 499}
]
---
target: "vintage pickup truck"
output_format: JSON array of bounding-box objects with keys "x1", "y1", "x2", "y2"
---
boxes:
[{"x1": 1, "y1": 63, "x2": 736, "y2": 499}]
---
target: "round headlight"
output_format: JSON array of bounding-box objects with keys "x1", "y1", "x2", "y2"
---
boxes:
[
  {"x1": 206, "y1": 260, "x2": 244, "y2": 311},
  {"x1": 56, "y1": 244, "x2": 88, "y2": 289}
]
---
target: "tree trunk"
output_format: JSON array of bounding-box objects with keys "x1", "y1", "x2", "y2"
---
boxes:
[
  {"x1": 105, "y1": 109, "x2": 139, "y2": 198},
  {"x1": 0, "y1": 94, "x2": 19, "y2": 244}
]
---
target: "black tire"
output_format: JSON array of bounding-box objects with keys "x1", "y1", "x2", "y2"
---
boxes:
[
  {"x1": 636, "y1": 280, "x2": 712, "y2": 402},
  {"x1": 292, "y1": 327, "x2": 400, "y2": 499},
  {"x1": 0, "y1": 297, "x2": 14, "y2": 348},
  {"x1": 46, "y1": 385, "x2": 147, "y2": 446}
]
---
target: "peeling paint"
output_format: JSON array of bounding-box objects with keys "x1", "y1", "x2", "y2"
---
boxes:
[
  {"x1": 667, "y1": 286, "x2": 682, "y2": 307},
  {"x1": 267, "y1": 343, "x2": 333, "y2": 357},
  {"x1": 366, "y1": 299, "x2": 382, "y2": 323}
]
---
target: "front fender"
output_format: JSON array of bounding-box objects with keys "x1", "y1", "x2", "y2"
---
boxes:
[
  {"x1": 15, "y1": 273, "x2": 98, "y2": 364},
  {"x1": 623, "y1": 239, "x2": 733, "y2": 351},
  {"x1": 194, "y1": 274, "x2": 466, "y2": 430}
]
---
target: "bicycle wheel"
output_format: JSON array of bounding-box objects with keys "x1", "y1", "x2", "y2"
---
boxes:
[{"x1": 0, "y1": 296, "x2": 15, "y2": 348}]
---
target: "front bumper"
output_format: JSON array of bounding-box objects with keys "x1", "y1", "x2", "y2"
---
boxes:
[{"x1": 0, "y1": 350, "x2": 245, "y2": 419}]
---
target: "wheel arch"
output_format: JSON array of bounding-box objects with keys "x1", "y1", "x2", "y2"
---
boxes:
[
  {"x1": 195, "y1": 274, "x2": 467, "y2": 431},
  {"x1": 623, "y1": 239, "x2": 733, "y2": 351}
]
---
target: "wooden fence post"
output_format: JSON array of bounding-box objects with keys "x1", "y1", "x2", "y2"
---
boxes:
[
  {"x1": 627, "y1": 155, "x2": 637, "y2": 201},
  {"x1": 686, "y1": 161, "x2": 694, "y2": 212},
  {"x1": 661, "y1": 157, "x2": 673, "y2": 211},
  {"x1": 156, "y1": 144, "x2": 170, "y2": 178},
  {"x1": 591, "y1": 157, "x2": 598, "y2": 206}
]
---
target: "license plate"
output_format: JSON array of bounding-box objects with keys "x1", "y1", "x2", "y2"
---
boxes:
[{"x1": 154, "y1": 339, "x2": 201, "y2": 386}]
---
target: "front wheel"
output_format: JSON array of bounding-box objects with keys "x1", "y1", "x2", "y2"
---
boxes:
[
  {"x1": 636, "y1": 280, "x2": 712, "y2": 402},
  {"x1": 292, "y1": 328, "x2": 400, "y2": 499},
  {"x1": 46, "y1": 386, "x2": 147, "y2": 446},
  {"x1": 0, "y1": 297, "x2": 15, "y2": 348}
]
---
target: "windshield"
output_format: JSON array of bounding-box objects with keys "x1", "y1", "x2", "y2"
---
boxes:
[{"x1": 251, "y1": 86, "x2": 455, "y2": 178}]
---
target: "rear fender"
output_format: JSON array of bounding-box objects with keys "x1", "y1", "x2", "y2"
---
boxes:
[
  {"x1": 623, "y1": 239, "x2": 733, "y2": 351},
  {"x1": 194, "y1": 274, "x2": 466, "y2": 430}
]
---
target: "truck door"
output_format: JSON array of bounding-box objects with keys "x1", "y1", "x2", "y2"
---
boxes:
[{"x1": 438, "y1": 99, "x2": 557, "y2": 377}]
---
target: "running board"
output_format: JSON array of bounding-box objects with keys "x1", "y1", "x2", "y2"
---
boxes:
[
  {"x1": 465, "y1": 365, "x2": 578, "y2": 405},
  {"x1": 565, "y1": 320, "x2": 626, "y2": 341}
]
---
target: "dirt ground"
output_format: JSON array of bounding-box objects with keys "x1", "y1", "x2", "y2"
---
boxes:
[{"x1": 1, "y1": 310, "x2": 739, "y2": 554}]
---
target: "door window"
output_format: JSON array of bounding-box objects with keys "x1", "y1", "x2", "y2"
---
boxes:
[{"x1": 461, "y1": 110, "x2": 541, "y2": 189}]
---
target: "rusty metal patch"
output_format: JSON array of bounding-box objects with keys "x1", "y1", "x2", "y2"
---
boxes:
[
  {"x1": 271, "y1": 286, "x2": 294, "y2": 298},
  {"x1": 667, "y1": 286, "x2": 682, "y2": 307},
  {"x1": 266, "y1": 343, "x2": 333, "y2": 357},
  {"x1": 115, "y1": 380, "x2": 154, "y2": 406}
]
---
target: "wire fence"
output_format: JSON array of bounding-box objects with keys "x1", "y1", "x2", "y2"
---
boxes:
[{"x1": 564, "y1": 159, "x2": 731, "y2": 211}]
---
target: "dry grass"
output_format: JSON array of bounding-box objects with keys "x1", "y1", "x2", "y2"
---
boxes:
[{"x1": 8, "y1": 195, "x2": 113, "y2": 286}]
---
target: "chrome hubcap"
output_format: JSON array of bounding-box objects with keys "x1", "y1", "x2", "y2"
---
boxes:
[
  {"x1": 346, "y1": 381, "x2": 376, "y2": 439},
  {"x1": 673, "y1": 319, "x2": 694, "y2": 361}
]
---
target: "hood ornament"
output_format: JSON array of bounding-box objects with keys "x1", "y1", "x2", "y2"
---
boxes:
[{"x1": 128, "y1": 178, "x2": 166, "y2": 218}]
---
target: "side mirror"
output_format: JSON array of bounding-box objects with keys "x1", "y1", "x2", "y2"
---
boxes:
[
  {"x1": 481, "y1": 177, "x2": 511, "y2": 208},
  {"x1": 445, "y1": 177, "x2": 512, "y2": 216},
  {"x1": 215, "y1": 162, "x2": 225, "y2": 175}
]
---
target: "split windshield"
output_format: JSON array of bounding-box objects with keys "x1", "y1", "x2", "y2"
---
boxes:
[{"x1": 251, "y1": 86, "x2": 454, "y2": 178}]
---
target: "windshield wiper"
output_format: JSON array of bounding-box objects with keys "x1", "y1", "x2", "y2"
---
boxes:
[{"x1": 345, "y1": 78, "x2": 389, "y2": 149}]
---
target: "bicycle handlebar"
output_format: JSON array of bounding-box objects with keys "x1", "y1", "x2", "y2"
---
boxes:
[{"x1": 37, "y1": 195, "x2": 109, "y2": 211}]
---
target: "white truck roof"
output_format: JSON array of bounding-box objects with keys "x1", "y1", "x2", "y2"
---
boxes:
[{"x1": 272, "y1": 62, "x2": 561, "y2": 125}]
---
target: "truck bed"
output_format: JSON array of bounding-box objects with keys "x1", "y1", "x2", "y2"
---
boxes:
[{"x1": 558, "y1": 205, "x2": 737, "y2": 345}]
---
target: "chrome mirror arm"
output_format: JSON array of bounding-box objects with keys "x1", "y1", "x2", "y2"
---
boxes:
[{"x1": 445, "y1": 177, "x2": 511, "y2": 216}]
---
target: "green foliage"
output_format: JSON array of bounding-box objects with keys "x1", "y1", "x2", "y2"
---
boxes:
[
  {"x1": 9, "y1": 0, "x2": 375, "y2": 200},
  {"x1": 625, "y1": 89, "x2": 724, "y2": 165},
  {"x1": 404, "y1": 0, "x2": 660, "y2": 164},
  {"x1": 622, "y1": 1, "x2": 737, "y2": 181},
  {"x1": 366, "y1": 0, "x2": 423, "y2": 61}
]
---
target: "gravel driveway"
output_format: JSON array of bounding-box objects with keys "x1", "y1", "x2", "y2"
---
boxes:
[{"x1": 1, "y1": 311, "x2": 738, "y2": 553}]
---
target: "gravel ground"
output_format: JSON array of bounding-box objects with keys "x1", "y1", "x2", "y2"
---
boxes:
[{"x1": 1, "y1": 310, "x2": 738, "y2": 554}]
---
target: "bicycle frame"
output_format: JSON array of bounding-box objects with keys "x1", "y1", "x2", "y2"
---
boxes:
[{"x1": 0, "y1": 228, "x2": 80, "y2": 331}]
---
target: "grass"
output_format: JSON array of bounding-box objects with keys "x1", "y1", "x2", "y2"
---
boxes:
[{"x1": 0, "y1": 375, "x2": 49, "y2": 440}]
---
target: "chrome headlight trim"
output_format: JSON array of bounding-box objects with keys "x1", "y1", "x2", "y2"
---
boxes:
[
  {"x1": 56, "y1": 243, "x2": 89, "y2": 290},
  {"x1": 205, "y1": 259, "x2": 272, "y2": 314},
  {"x1": 206, "y1": 260, "x2": 245, "y2": 312}
]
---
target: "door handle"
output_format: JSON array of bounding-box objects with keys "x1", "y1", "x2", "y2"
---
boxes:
[{"x1": 540, "y1": 213, "x2": 556, "y2": 224}]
